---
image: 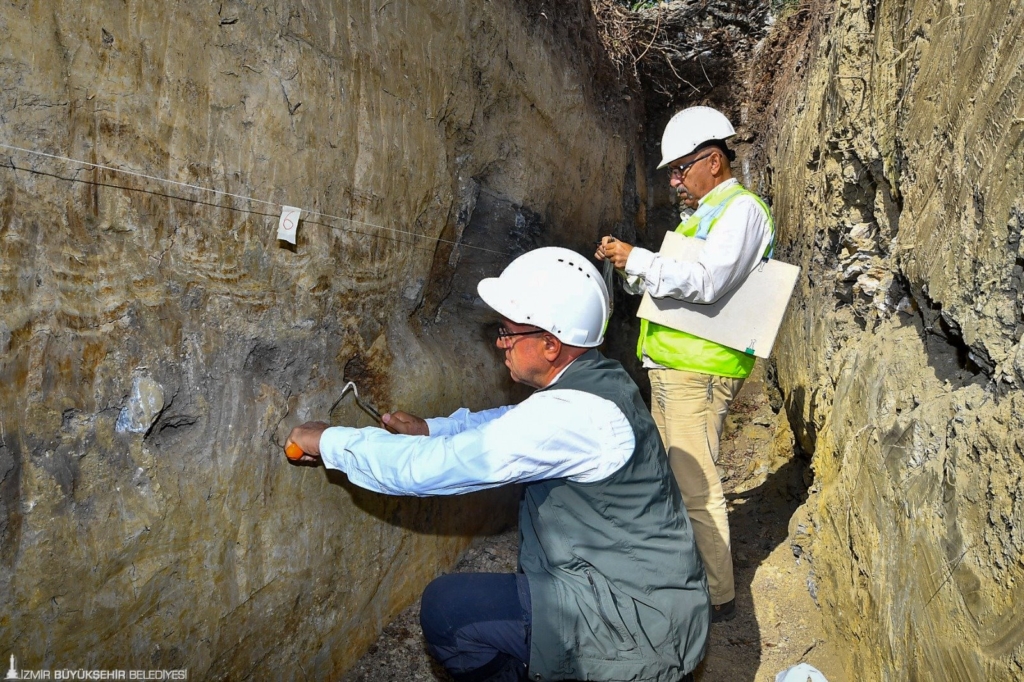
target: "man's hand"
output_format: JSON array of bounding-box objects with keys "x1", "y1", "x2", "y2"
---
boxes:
[
  {"x1": 381, "y1": 411, "x2": 429, "y2": 436},
  {"x1": 284, "y1": 421, "x2": 329, "y2": 465},
  {"x1": 595, "y1": 236, "x2": 633, "y2": 270}
]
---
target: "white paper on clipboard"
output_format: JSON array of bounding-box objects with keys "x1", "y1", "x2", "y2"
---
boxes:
[{"x1": 635, "y1": 232, "x2": 801, "y2": 359}]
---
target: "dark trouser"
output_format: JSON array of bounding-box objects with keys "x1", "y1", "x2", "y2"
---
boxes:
[
  {"x1": 420, "y1": 573, "x2": 531, "y2": 682},
  {"x1": 419, "y1": 572, "x2": 696, "y2": 682}
]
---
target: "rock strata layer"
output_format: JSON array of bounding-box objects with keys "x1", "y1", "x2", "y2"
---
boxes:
[
  {"x1": 758, "y1": 0, "x2": 1024, "y2": 678},
  {"x1": 0, "y1": 1, "x2": 636, "y2": 676}
]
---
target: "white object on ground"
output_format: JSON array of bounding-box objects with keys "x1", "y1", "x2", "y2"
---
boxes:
[
  {"x1": 277, "y1": 205, "x2": 302, "y2": 243},
  {"x1": 775, "y1": 662, "x2": 829, "y2": 682}
]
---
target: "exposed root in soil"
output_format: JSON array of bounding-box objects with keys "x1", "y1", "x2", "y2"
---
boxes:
[{"x1": 593, "y1": 0, "x2": 774, "y2": 111}]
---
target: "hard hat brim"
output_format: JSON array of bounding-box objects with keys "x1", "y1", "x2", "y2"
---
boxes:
[
  {"x1": 657, "y1": 154, "x2": 682, "y2": 170},
  {"x1": 477, "y1": 277, "x2": 522, "y2": 324}
]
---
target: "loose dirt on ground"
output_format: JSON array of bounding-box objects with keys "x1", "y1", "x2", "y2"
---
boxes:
[
  {"x1": 697, "y1": 365, "x2": 844, "y2": 681},
  {"x1": 341, "y1": 364, "x2": 844, "y2": 682}
]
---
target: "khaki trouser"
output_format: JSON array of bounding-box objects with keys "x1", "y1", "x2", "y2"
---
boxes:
[{"x1": 649, "y1": 368, "x2": 743, "y2": 605}]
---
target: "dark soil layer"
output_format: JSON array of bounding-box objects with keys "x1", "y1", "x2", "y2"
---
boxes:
[{"x1": 340, "y1": 529, "x2": 520, "y2": 682}]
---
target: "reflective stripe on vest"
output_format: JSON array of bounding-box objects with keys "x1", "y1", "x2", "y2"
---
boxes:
[{"x1": 637, "y1": 182, "x2": 775, "y2": 378}]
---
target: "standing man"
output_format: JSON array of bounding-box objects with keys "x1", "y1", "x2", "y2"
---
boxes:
[
  {"x1": 595, "y1": 106, "x2": 775, "y2": 623},
  {"x1": 286, "y1": 247, "x2": 709, "y2": 682}
]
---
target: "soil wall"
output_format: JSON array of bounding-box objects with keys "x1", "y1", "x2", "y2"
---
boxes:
[
  {"x1": 0, "y1": 0, "x2": 637, "y2": 676},
  {"x1": 758, "y1": 0, "x2": 1024, "y2": 678}
]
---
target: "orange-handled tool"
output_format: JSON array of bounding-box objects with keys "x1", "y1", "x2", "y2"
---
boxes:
[{"x1": 284, "y1": 381, "x2": 386, "y2": 461}]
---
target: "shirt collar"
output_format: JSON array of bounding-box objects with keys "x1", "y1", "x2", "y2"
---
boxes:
[{"x1": 544, "y1": 356, "x2": 580, "y2": 388}]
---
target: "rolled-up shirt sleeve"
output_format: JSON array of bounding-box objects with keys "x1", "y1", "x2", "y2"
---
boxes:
[
  {"x1": 318, "y1": 390, "x2": 635, "y2": 496},
  {"x1": 622, "y1": 194, "x2": 771, "y2": 304}
]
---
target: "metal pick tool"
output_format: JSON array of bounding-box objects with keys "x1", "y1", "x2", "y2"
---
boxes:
[
  {"x1": 330, "y1": 381, "x2": 383, "y2": 423},
  {"x1": 284, "y1": 381, "x2": 387, "y2": 461}
]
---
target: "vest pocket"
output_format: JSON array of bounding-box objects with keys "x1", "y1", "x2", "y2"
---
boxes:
[{"x1": 584, "y1": 567, "x2": 639, "y2": 653}]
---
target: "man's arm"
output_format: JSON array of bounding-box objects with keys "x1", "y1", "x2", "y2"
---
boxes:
[
  {"x1": 282, "y1": 405, "x2": 512, "y2": 464},
  {"x1": 313, "y1": 390, "x2": 634, "y2": 497},
  {"x1": 624, "y1": 196, "x2": 771, "y2": 303},
  {"x1": 424, "y1": 405, "x2": 514, "y2": 437}
]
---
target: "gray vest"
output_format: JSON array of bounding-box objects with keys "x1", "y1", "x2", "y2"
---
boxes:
[{"x1": 520, "y1": 350, "x2": 709, "y2": 681}]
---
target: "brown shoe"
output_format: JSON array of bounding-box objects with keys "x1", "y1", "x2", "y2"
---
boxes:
[{"x1": 711, "y1": 599, "x2": 736, "y2": 623}]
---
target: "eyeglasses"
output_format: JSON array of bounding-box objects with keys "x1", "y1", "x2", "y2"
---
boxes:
[
  {"x1": 496, "y1": 326, "x2": 545, "y2": 343},
  {"x1": 668, "y1": 153, "x2": 713, "y2": 180}
]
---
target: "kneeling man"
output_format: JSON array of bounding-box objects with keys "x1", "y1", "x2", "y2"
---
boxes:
[{"x1": 286, "y1": 247, "x2": 709, "y2": 682}]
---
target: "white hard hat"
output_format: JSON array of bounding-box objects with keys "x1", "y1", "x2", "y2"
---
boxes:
[
  {"x1": 775, "y1": 663, "x2": 829, "y2": 682},
  {"x1": 658, "y1": 106, "x2": 736, "y2": 169},
  {"x1": 478, "y1": 247, "x2": 609, "y2": 348}
]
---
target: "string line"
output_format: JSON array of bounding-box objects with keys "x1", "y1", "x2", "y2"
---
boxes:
[
  {"x1": 0, "y1": 142, "x2": 511, "y2": 257},
  {"x1": 0, "y1": 159, "x2": 504, "y2": 265}
]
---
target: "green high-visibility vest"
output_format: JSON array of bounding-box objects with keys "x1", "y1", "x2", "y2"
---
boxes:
[{"x1": 637, "y1": 181, "x2": 775, "y2": 378}]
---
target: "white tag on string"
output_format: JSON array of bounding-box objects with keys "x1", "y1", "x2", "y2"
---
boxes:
[{"x1": 277, "y1": 206, "x2": 302, "y2": 244}]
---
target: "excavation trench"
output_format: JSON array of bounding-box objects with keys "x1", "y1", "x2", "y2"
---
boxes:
[{"x1": 2, "y1": 0, "x2": 1024, "y2": 680}]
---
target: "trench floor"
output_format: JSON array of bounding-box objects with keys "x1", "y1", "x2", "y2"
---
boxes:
[{"x1": 341, "y1": 365, "x2": 845, "y2": 682}]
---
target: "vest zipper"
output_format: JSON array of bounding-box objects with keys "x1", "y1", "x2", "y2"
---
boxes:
[{"x1": 585, "y1": 568, "x2": 629, "y2": 644}]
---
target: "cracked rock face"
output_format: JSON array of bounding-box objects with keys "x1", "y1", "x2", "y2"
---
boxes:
[
  {"x1": 115, "y1": 375, "x2": 165, "y2": 435},
  {"x1": 0, "y1": 0, "x2": 637, "y2": 675},
  {"x1": 756, "y1": 0, "x2": 1024, "y2": 678}
]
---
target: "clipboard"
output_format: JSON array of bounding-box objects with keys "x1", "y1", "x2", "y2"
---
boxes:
[{"x1": 635, "y1": 232, "x2": 800, "y2": 359}]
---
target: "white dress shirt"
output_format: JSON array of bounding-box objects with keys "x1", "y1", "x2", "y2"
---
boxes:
[
  {"x1": 621, "y1": 178, "x2": 772, "y2": 369},
  {"x1": 622, "y1": 179, "x2": 772, "y2": 304},
  {"x1": 318, "y1": 369, "x2": 635, "y2": 497}
]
